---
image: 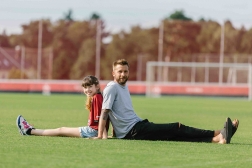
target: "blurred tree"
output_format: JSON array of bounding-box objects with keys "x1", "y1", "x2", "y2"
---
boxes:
[
  {"x1": 63, "y1": 9, "x2": 74, "y2": 22},
  {"x1": 224, "y1": 20, "x2": 239, "y2": 54},
  {"x1": 167, "y1": 10, "x2": 192, "y2": 21},
  {"x1": 198, "y1": 17, "x2": 206, "y2": 22},
  {"x1": 89, "y1": 12, "x2": 102, "y2": 27},
  {"x1": 18, "y1": 19, "x2": 53, "y2": 48},
  {"x1": 68, "y1": 16, "x2": 109, "y2": 80},
  {"x1": 0, "y1": 30, "x2": 11, "y2": 47},
  {"x1": 69, "y1": 38, "x2": 96, "y2": 79},
  {"x1": 51, "y1": 20, "x2": 78, "y2": 79},
  {"x1": 3, "y1": 10, "x2": 252, "y2": 80},
  {"x1": 163, "y1": 20, "x2": 201, "y2": 61},
  {"x1": 90, "y1": 13, "x2": 101, "y2": 20},
  {"x1": 235, "y1": 26, "x2": 246, "y2": 54},
  {"x1": 52, "y1": 11, "x2": 108, "y2": 79},
  {"x1": 3, "y1": 20, "x2": 54, "y2": 79},
  {"x1": 8, "y1": 34, "x2": 21, "y2": 47},
  {"x1": 197, "y1": 20, "x2": 221, "y2": 54},
  {"x1": 8, "y1": 68, "x2": 28, "y2": 79},
  {"x1": 102, "y1": 26, "x2": 156, "y2": 80},
  {"x1": 240, "y1": 28, "x2": 252, "y2": 54}
]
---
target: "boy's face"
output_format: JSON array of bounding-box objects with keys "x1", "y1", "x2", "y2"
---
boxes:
[
  {"x1": 112, "y1": 64, "x2": 129, "y2": 85},
  {"x1": 83, "y1": 84, "x2": 98, "y2": 97}
]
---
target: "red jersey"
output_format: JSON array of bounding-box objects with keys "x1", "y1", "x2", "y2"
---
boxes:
[{"x1": 88, "y1": 93, "x2": 103, "y2": 130}]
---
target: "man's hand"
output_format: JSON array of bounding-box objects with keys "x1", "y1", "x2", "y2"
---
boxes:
[
  {"x1": 88, "y1": 136, "x2": 102, "y2": 140},
  {"x1": 97, "y1": 109, "x2": 110, "y2": 138}
]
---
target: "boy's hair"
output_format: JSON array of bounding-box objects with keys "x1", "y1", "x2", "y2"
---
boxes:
[
  {"x1": 81, "y1": 75, "x2": 99, "y2": 88},
  {"x1": 113, "y1": 59, "x2": 129, "y2": 70},
  {"x1": 81, "y1": 75, "x2": 100, "y2": 111}
]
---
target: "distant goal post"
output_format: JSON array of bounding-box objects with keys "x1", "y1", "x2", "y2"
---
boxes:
[{"x1": 146, "y1": 61, "x2": 252, "y2": 100}]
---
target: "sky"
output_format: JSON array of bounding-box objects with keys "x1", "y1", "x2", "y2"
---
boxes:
[{"x1": 1, "y1": 0, "x2": 252, "y2": 35}]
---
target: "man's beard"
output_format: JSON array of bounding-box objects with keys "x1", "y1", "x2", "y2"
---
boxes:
[{"x1": 116, "y1": 77, "x2": 128, "y2": 85}]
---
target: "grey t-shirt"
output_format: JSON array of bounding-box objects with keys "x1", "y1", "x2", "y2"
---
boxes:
[{"x1": 102, "y1": 81, "x2": 142, "y2": 138}]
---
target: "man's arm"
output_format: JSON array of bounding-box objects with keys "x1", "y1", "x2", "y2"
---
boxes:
[
  {"x1": 102, "y1": 126, "x2": 108, "y2": 139},
  {"x1": 97, "y1": 109, "x2": 110, "y2": 139}
]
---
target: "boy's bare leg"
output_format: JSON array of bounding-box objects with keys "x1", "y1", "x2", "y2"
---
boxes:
[{"x1": 31, "y1": 127, "x2": 81, "y2": 137}]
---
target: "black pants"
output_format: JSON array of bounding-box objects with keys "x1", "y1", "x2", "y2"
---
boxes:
[{"x1": 123, "y1": 119, "x2": 214, "y2": 143}]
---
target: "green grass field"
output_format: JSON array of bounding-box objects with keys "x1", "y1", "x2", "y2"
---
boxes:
[{"x1": 1, "y1": 93, "x2": 252, "y2": 168}]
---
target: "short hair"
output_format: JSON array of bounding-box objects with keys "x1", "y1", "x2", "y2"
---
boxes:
[{"x1": 113, "y1": 59, "x2": 129, "y2": 70}]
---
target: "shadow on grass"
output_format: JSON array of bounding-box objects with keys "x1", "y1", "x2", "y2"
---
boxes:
[{"x1": 230, "y1": 143, "x2": 252, "y2": 146}]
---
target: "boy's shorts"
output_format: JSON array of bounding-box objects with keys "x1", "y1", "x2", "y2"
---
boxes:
[{"x1": 79, "y1": 126, "x2": 98, "y2": 138}]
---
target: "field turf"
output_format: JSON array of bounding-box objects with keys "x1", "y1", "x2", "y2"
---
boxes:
[{"x1": 1, "y1": 93, "x2": 252, "y2": 168}]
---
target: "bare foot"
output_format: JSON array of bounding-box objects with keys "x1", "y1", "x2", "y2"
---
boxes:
[
  {"x1": 232, "y1": 119, "x2": 239, "y2": 137},
  {"x1": 232, "y1": 119, "x2": 239, "y2": 128},
  {"x1": 218, "y1": 133, "x2": 226, "y2": 144}
]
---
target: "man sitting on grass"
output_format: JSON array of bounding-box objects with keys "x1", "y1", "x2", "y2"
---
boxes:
[{"x1": 92, "y1": 59, "x2": 239, "y2": 144}]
